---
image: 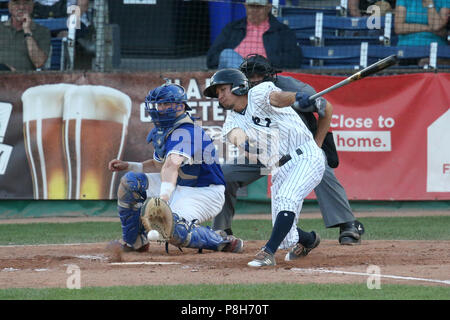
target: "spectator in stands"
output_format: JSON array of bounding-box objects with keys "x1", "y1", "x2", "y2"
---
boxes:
[
  {"x1": 394, "y1": 0, "x2": 449, "y2": 46},
  {"x1": 206, "y1": 0, "x2": 302, "y2": 70},
  {"x1": 72, "y1": 0, "x2": 95, "y2": 70},
  {"x1": 32, "y1": 0, "x2": 94, "y2": 69},
  {"x1": 0, "y1": 0, "x2": 51, "y2": 71},
  {"x1": 348, "y1": 0, "x2": 396, "y2": 17},
  {"x1": 395, "y1": 0, "x2": 449, "y2": 66}
]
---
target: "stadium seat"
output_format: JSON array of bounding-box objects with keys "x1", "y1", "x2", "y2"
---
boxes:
[
  {"x1": 34, "y1": 18, "x2": 69, "y2": 71},
  {"x1": 368, "y1": 43, "x2": 450, "y2": 69},
  {"x1": 49, "y1": 38, "x2": 64, "y2": 70},
  {"x1": 35, "y1": 17, "x2": 68, "y2": 35},
  {"x1": 281, "y1": 13, "x2": 391, "y2": 47},
  {"x1": 280, "y1": 14, "x2": 333, "y2": 47},
  {"x1": 280, "y1": 6, "x2": 341, "y2": 17},
  {"x1": 322, "y1": 14, "x2": 389, "y2": 46},
  {"x1": 301, "y1": 44, "x2": 368, "y2": 69}
]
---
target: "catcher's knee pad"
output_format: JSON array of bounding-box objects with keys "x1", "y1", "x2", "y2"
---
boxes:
[
  {"x1": 117, "y1": 172, "x2": 149, "y2": 247},
  {"x1": 118, "y1": 207, "x2": 148, "y2": 248},
  {"x1": 170, "y1": 213, "x2": 227, "y2": 251},
  {"x1": 117, "y1": 172, "x2": 148, "y2": 209}
]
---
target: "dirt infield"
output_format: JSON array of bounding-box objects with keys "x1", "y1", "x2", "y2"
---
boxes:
[
  {"x1": 0, "y1": 239, "x2": 449, "y2": 289},
  {"x1": 0, "y1": 212, "x2": 449, "y2": 289}
]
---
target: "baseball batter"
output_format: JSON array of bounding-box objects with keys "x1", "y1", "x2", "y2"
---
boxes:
[
  {"x1": 204, "y1": 69, "x2": 326, "y2": 267},
  {"x1": 212, "y1": 54, "x2": 365, "y2": 245},
  {"x1": 108, "y1": 83, "x2": 243, "y2": 254}
]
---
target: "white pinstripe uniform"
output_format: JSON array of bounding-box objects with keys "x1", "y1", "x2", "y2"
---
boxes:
[{"x1": 223, "y1": 81, "x2": 326, "y2": 250}]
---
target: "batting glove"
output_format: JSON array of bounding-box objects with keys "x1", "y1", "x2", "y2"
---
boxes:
[{"x1": 293, "y1": 92, "x2": 326, "y2": 118}]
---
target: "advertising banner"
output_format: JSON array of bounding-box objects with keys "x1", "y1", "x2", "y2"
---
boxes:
[
  {"x1": 0, "y1": 72, "x2": 449, "y2": 200},
  {"x1": 284, "y1": 72, "x2": 450, "y2": 200},
  {"x1": 0, "y1": 72, "x2": 226, "y2": 199}
]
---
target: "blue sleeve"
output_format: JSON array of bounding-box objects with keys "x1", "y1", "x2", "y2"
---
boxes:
[
  {"x1": 165, "y1": 125, "x2": 201, "y2": 160},
  {"x1": 396, "y1": 0, "x2": 406, "y2": 7}
]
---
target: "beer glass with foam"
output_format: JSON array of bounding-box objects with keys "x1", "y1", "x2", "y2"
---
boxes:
[
  {"x1": 22, "y1": 84, "x2": 76, "y2": 199},
  {"x1": 63, "y1": 85, "x2": 132, "y2": 199}
]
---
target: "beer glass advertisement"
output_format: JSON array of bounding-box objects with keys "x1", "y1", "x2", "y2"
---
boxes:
[
  {"x1": 0, "y1": 72, "x2": 225, "y2": 200},
  {"x1": 1, "y1": 72, "x2": 448, "y2": 201}
]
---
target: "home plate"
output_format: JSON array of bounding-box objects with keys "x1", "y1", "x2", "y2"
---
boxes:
[{"x1": 110, "y1": 261, "x2": 181, "y2": 266}]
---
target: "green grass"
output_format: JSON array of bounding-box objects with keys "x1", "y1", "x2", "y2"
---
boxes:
[
  {"x1": 226, "y1": 216, "x2": 450, "y2": 241},
  {"x1": 0, "y1": 216, "x2": 449, "y2": 300},
  {"x1": 0, "y1": 216, "x2": 449, "y2": 245},
  {"x1": 0, "y1": 222, "x2": 122, "y2": 245},
  {"x1": 0, "y1": 283, "x2": 448, "y2": 300}
]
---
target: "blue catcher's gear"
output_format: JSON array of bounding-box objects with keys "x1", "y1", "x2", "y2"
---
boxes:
[
  {"x1": 141, "y1": 197, "x2": 243, "y2": 253},
  {"x1": 171, "y1": 214, "x2": 243, "y2": 253},
  {"x1": 117, "y1": 172, "x2": 149, "y2": 248},
  {"x1": 146, "y1": 113, "x2": 194, "y2": 160},
  {"x1": 171, "y1": 213, "x2": 227, "y2": 251},
  {"x1": 145, "y1": 83, "x2": 192, "y2": 129}
]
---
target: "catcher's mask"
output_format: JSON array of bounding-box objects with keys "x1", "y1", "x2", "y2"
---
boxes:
[
  {"x1": 203, "y1": 68, "x2": 249, "y2": 99},
  {"x1": 145, "y1": 83, "x2": 191, "y2": 129},
  {"x1": 239, "y1": 54, "x2": 282, "y2": 88}
]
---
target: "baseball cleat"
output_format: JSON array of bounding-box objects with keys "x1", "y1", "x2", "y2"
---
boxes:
[
  {"x1": 339, "y1": 236, "x2": 361, "y2": 245},
  {"x1": 248, "y1": 248, "x2": 276, "y2": 267},
  {"x1": 339, "y1": 221, "x2": 362, "y2": 245},
  {"x1": 222, "y1": 235, "x2": 244, "y2": 253},
  {"x1": 355, "y1": 220, "x2": 365, "y2": 235},
  {"x1": 285, "y1": 232, "x2": 321, "y2": 261}
]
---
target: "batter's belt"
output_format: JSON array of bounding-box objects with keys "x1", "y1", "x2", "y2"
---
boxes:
[{"x1": 277, "y1": 148, "x2": 303, "y2": 167}]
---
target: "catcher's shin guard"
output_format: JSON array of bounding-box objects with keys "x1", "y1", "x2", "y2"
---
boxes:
[
  {"x1": 170, "y1": 213, "x2": 228, "y2": 251},
  {"x1": 117, "y1": 172, "x2": 149, "y2": 248}
]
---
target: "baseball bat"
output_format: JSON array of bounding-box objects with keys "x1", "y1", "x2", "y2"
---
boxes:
[{"x1": 309, "y1": 54, "x2": 398, "y2": 100}]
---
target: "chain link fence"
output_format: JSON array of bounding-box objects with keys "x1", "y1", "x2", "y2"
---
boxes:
[{"x1": 0, "y1": 0, "x2": 449, "y2": 73}]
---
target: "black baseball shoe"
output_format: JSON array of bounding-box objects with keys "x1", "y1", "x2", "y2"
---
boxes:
[{"x1": 339, "y1": 220, "x2": 364, "y2": 245}]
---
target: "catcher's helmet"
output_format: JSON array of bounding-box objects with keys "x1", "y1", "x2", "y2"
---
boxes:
[
  {"x1": 145, "y1": 83, "x2": 191, "y2": 128},
  {"x1": 239, "y1": 54, "x2": 282, "y2": 86},
  {"x1": 203, "y1": 68, "x2": 249, "y2": 98}
]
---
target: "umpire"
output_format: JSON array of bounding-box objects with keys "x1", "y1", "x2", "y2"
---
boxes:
[{"x1": 212, "y1": 54, "x2": 365, "y2": 245}]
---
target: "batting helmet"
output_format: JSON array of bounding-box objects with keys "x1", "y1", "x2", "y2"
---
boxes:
[
  {"x1": 239, "y1": 54, "x2": 282, "y2": 86},
  {"x1": 145, "y1": 83, "x2": 191, "y2": 128},
  {"x1": 203, "y1": 68, "x2": 249, "y2": 98}
]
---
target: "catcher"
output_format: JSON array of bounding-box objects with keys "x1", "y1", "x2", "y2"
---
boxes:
[{"x1": 108, "y1": 82, "x2": 243, "y2": 254}]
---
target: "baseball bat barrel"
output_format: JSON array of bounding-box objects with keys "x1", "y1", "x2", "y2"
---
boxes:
[{"x1": 309, "y1": 55, "x2": 398, "y2": 100}]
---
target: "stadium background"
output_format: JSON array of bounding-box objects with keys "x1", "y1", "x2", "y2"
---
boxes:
[
  {"x1": 0, "y1": 0, "x2": 449, "y2": 218},
  {"x1": 0, "y1": 0, "x2": 449, "y2": 302}
]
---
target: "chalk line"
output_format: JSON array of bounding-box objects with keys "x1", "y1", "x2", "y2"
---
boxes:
[
  {"x1": 291, "y1": 268, "x2": 450, "y2": 285},
  {"x1": 110, "y1": 261, "x2": 181, "y2": 266}
]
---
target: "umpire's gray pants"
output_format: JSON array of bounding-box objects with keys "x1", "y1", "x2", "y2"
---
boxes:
[{"x1": 212, "y1": 162, "x2": 355, "y2": 231}]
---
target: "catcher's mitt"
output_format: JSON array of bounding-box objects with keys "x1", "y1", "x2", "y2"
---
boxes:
[{"x1": 141, "y1": 197, "x2": 174, "y2": 241}]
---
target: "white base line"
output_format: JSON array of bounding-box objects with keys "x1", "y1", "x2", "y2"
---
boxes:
[
  {"x1": 291, "y1": 268, "x2": 450, "y2": 285},
  {"x1": 110, "y1": 262, "x2": 181, "y2": 266}
]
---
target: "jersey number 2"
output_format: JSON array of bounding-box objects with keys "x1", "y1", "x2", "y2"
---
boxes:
[{"x1": 252, "y1": 116, "x2": 271, "y2": 128}]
